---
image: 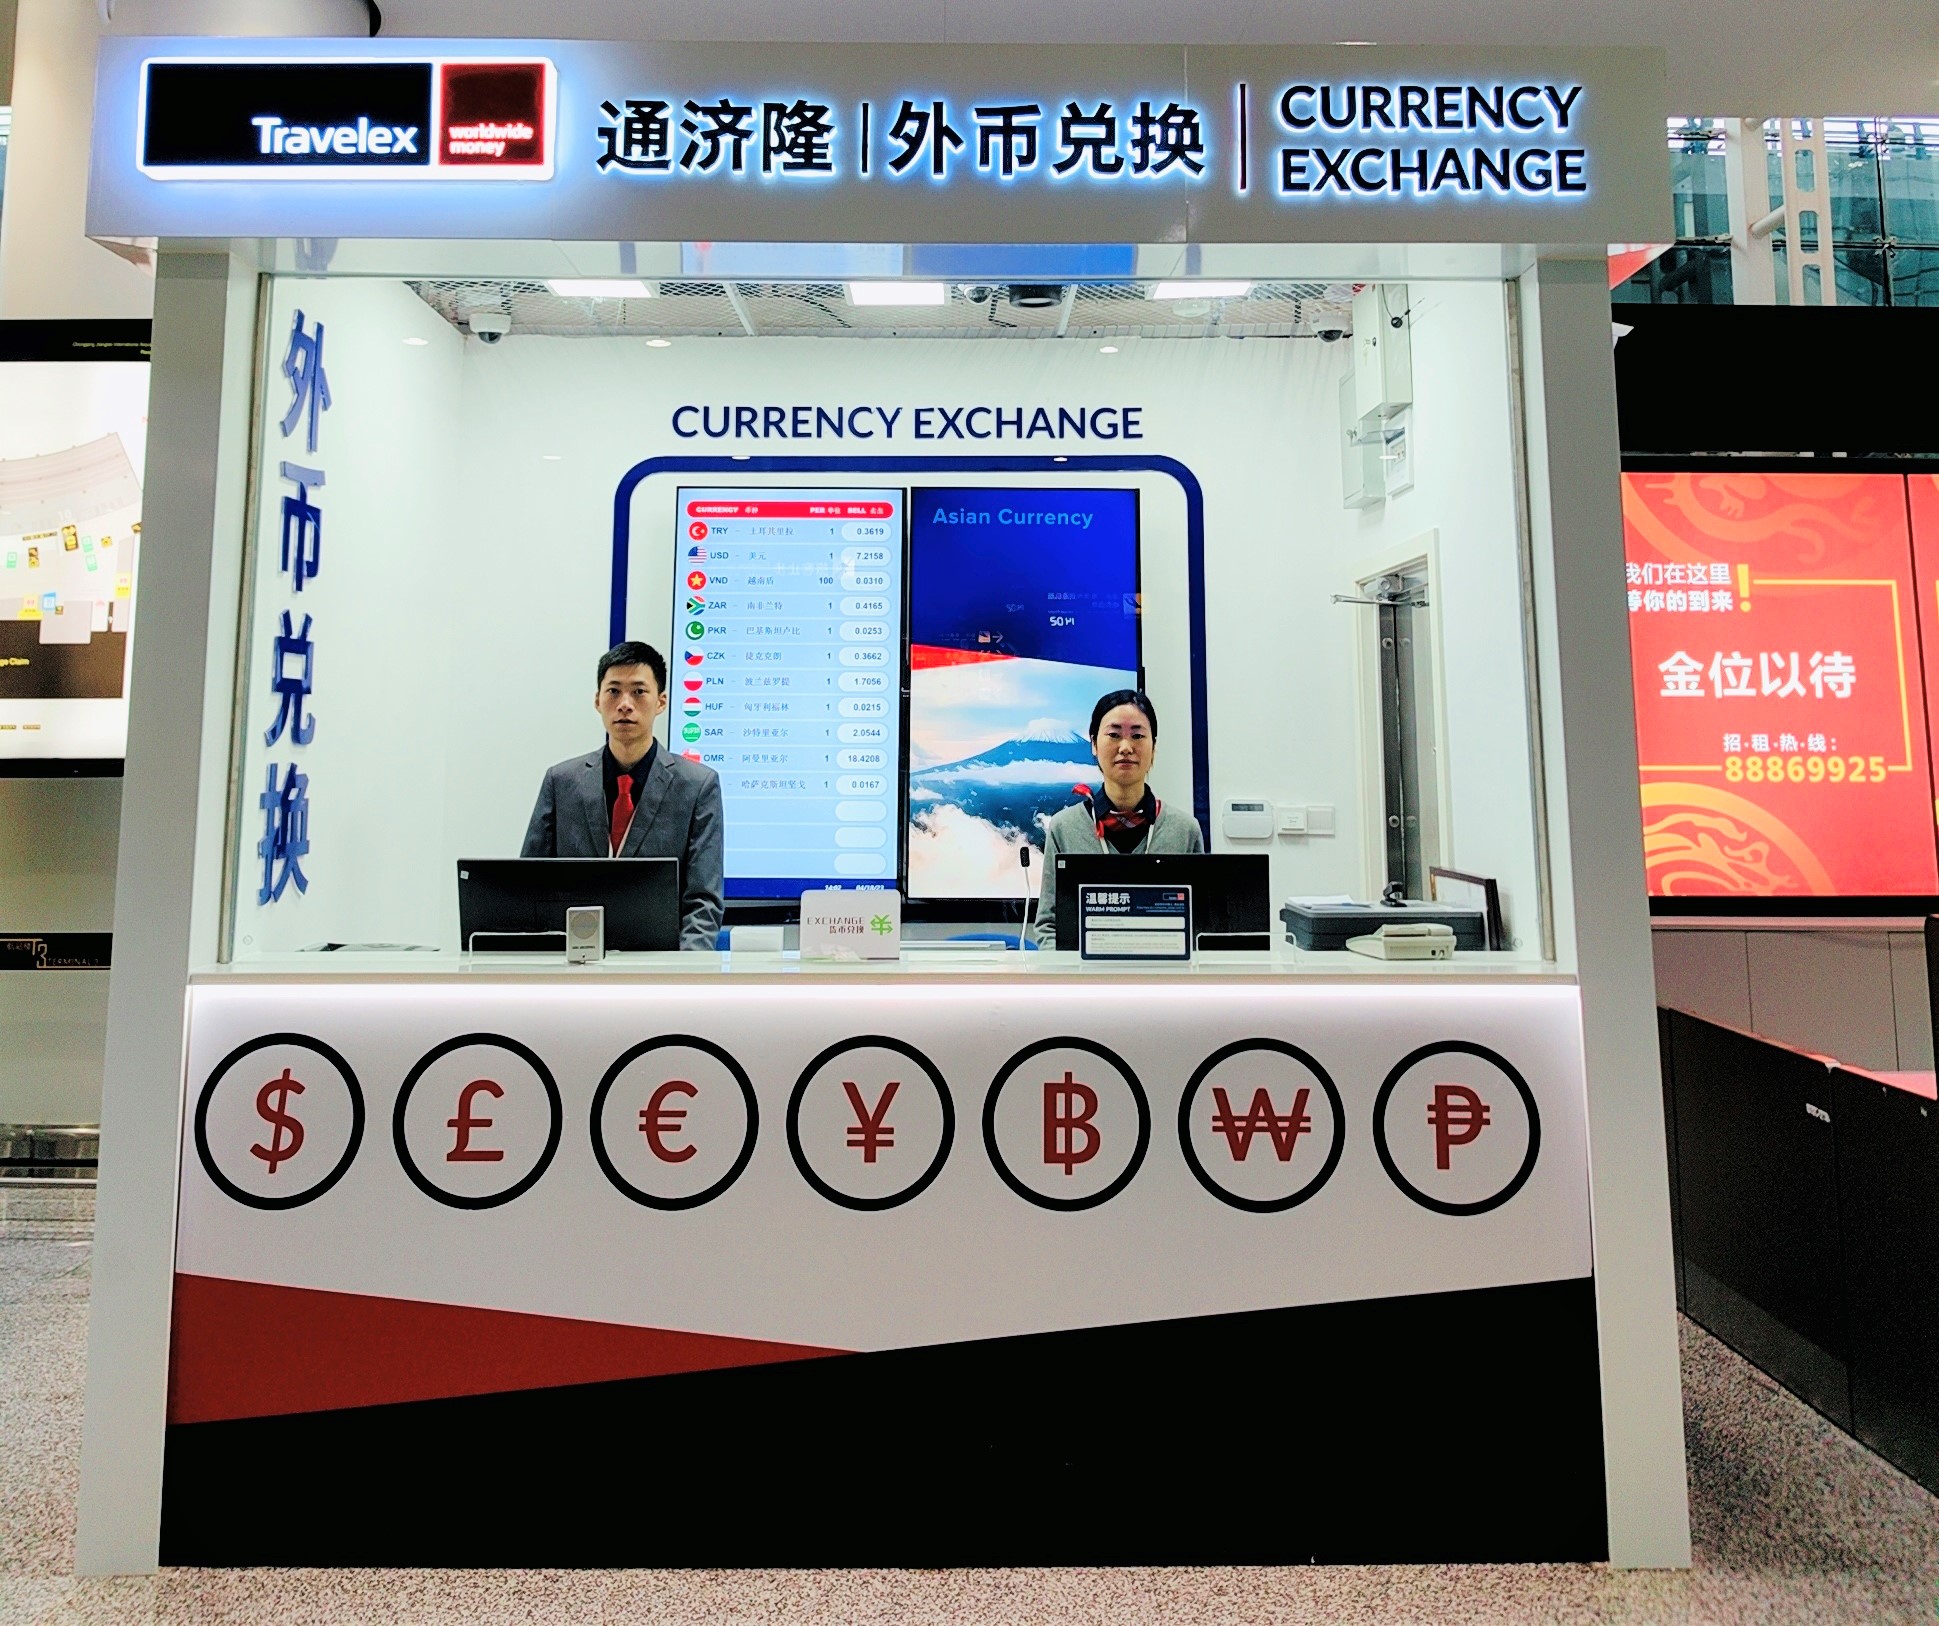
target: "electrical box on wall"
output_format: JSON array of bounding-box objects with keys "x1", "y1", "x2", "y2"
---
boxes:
[
  {"x1": 1340, "y1": 372, "x2": 1385, "y2": 510},
  {"x1": 1352, "y1": 284, "x2": 1413, "y2": 422}
]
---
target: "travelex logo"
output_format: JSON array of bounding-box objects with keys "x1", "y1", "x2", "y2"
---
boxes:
[
  {"x1": 193, "y1": 1031, "x2": 1540, "y2": 1216},
  {"x1": 137, "y1": 58, "x2": 555, "y2": 179}
]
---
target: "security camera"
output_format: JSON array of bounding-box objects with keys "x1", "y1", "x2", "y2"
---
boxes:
[
  {"x1": 468, "y1": 311, "x2": 511, "y2": 343},
  {"x1": 1315, "y1": 326, "x2": 1346, "y2": 344}
]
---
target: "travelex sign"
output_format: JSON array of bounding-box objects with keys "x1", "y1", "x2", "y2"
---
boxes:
[
  {"x1": 90, "y1": 42, "x2": 1671, "y2": 243},
  {"x1": 134, "y1": 55, "x2": 1581, "y2": 200},
  {"x1": 136, "y1": 57, "x2": 556, "y2": 179}
]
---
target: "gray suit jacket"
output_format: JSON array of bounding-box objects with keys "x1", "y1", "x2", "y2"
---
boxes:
[{"x1": 521, "y1": 746, "x2": 725, "y2": 951}]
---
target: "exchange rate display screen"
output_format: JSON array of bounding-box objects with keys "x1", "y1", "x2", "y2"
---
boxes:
[
  {"x1": 669, "y1": 488, "x2": 904, "y2": 898},
  {"x1": 0, "y1": 354, "x2": 150, "y2": 767},
  {"x1": 906, "y1": 486, "x2": 1140, "y2": 899},
  {"x1": 1625, "y1": 469, "x2": 1937, "y2": 898}
]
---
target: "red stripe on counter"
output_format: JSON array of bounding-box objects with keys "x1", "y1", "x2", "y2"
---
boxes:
[{"x1": 168, "y1": 1274, "x2": 846, "y2": 1423}]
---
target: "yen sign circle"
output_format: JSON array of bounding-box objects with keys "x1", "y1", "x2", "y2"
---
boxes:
[{"x1": 787, "y1": 1035, "x2": 954, "y2": 1211}]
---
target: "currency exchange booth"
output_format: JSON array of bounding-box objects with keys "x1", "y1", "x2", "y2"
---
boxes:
[{"x1": 74, "y1": 38, "x2": 1688, "y2": 1573}]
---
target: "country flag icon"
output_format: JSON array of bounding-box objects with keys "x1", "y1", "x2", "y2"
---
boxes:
[
  {"x1": 682, "y1": 679, "x2": 703, "y2": 692},
  {"x1": 683, "y1": 699, "x2": 702, "y2": 716},
  {"x1": 686, "y1": 597, "x2": 706, "y2": 615},
  {"x1": 686, "y1": 620, "x2": 707, "y2": 641},
  {"x1": 681, "y1": 750, "x2": 703, "y2": 762},
  {"x1": 687, "y1": 570, "x2": 707, "y2": 591},
  {"x1": 687, "y1": 544, "x2": 707, "y2": 560},
  {"x1": 688, "y1": 521, "x2": 709, "y2": 542},
  {"x1": 685, "y1": 651, "x2": 705, "y2": 666}
]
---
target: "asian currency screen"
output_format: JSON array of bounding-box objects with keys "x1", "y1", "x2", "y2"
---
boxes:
[{"x1": 670, "y1": 487, "x2": 905, "y2": 898}]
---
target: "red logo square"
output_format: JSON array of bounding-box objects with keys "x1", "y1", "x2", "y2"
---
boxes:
[{"x1": 439, "y1": 62, "x2": 546, "y2": 167}]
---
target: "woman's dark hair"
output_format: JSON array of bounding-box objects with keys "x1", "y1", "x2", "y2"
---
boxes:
[{"x1": 1089, "y1": 688, "x2": 1158, "y2": 742}]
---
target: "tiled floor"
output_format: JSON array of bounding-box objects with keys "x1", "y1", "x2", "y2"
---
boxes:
[{"x1": 3, "y1": 1211, "x2": 1935, "y2": 1624}]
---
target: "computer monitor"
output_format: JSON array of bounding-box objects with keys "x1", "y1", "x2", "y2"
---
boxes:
[
  {"x1": 457, "y1": 858, "x2": 682, "y2": 953},
  {"x1": 1052, "y1": 852, "x2": 1271, "y2": 952}
]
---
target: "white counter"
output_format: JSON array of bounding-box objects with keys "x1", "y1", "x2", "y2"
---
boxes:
[{"x1": 193, "y1": 944, "x2": 1572, "y2": 985}]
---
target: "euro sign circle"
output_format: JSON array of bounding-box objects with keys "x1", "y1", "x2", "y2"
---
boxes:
[
  {"x1": 194, "y1": 1033, "x2": 366, "y2": 1211},
  {"x1": 250, "y1": 1066, "x2": 306, "y2": 1173},
  {"x1": 591, "y1": 1036, "x2": 759, "y2": 1210}
]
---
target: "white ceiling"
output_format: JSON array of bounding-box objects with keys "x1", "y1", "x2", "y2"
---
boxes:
[{"x1": 354, "y1": 0, "x2": 1939, "y2": 115}]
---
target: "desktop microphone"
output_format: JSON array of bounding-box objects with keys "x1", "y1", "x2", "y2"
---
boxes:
[{"x1": 1018, "y1": 844, "x2": 1033, "y2": 950}]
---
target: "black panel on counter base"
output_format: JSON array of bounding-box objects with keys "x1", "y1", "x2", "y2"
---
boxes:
[{"x1": 162, "y1": 1277, "x2": 1607, "y2": 1568}]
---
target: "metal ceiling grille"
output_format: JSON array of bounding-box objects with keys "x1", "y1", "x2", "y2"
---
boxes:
[{"x1": 405, "y1": 279, "x2": 1357, "y2": 341}]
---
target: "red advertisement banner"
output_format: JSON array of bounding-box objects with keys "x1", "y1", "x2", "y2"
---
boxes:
[{"x1": 1624, "y1": 471, "x2": 1937, "y2": 898}]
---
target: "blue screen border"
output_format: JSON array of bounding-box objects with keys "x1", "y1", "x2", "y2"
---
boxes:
[{"x1": 611, "y1": 454, "x2": 1211, "y2": 848}]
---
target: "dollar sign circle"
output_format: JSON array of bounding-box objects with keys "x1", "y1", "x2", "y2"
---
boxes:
[
  {"x1": 195, "y1": 1034, "x2": 364, "y2": 1211},
  {"x1": 250, "y1": 1067, "x2": 307, "y2": 1173}
]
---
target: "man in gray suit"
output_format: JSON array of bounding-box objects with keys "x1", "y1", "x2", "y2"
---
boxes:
[{"x1": 522, "y1": 641, "x2": 725, "y2": 951}]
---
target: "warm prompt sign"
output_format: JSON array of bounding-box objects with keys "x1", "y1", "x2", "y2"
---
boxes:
[{"x1": 134, "y1": 56, "x2": 557, "y2": 180}]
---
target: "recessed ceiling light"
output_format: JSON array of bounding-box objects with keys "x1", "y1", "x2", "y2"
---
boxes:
[
  {"x1": 1151, "y1": 280, "x2": 1253, "y2": 300},
  {"x1": 1099, "y1": 344, "x2": 1119, "y2": 353},
  {"x1": 645, "y1": 337, "x2": 672, "y2": 348},
  {"x1": 846, "y1": 281, "x2": 949, "y2": 307},
  {"x1": 546, "y1": 278, "x2": 655, "y2": 298},
  {"x1": 732, "y1": 453, "x2": 751, "y2": 460},
  {"x1": 402, "y1": 336, "x2": 429, "y2": 346},
  {"x1": 542, "y1": 454, "x2": 561, "y2": 461}
]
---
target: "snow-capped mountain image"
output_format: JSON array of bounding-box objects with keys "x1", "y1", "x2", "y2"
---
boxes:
[{"x1": 909, "y1": 719, "x2": 1096, "y2": 832}]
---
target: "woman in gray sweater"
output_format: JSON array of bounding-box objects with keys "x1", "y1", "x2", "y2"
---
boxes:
[{"x1": 1034, "y1": 688, "x2": 1203, "y2": 946}]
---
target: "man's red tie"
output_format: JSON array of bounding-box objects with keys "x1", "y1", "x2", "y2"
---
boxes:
[{"x1": 610, "y1": 773, "x2": 635, "y2": 856}]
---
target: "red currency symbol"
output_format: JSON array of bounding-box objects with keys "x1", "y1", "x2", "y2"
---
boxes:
[
  {"x1": 1428, "y1": 1082, "x2": 1491, "y2": 1169},
  {"x1": 641, "y1": 1079, "x2": 698, "y2": 1163},
  {"x1": 1210, "y1": 1085, "x2": 1312, "y2": 1162},
  {"x1": 843, "y1": 1079, "x2": 899, "y2": 1162},
  {"x1": 1043, "y1": 1071, "x2": 1099, "y2": 1175},
  {"x1": 250, "y1": 1067, "x2": 305, "y2": 1174},
  {"x1": 445, "y1": 1078, "x2": 506, "y2": 1163}
]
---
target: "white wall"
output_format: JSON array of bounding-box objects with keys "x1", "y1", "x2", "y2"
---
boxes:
[
  {"x1": 232, "y1": 276, "x2": 464, "y2": 954},
  {"x1": 224, "y1": 281, "x2": 1540, "y2": 957}
]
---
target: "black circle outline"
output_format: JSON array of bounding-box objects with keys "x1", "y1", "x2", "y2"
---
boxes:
[
  {"x1": 786, "y1": 1035, "x2": 955, "y2": 1212},
  {"x1": 193, "y1": 1032, "x2": 365, "y2": 1211},
  {"x1": 1371, "y1": 1040, "x2": 1543, "y2": 1217},
  {"x1": 392, "y1": 1033, "x2": 563, "y2": 1211},
  {"x1": 589, "y1": 1034, "x2": 759, "y2": 1210},
  {"x1": 982, "y1": 1036, "x2": 1151, "y2": 1212},
  {"x1": 1176, "y1": 1038, "x2": 1348, "y2": 1213}
]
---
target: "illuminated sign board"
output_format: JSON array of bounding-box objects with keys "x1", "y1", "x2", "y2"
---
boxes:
[
  {"x1": 135, "y1": 57, "x2": 556, "y2": 180},
  {"x1": 87, "y1": 40, "x2": 1671, "y2": 244},
  {"x1": 1624, "y1": 470, "x2": 1939, "y2": 900}
]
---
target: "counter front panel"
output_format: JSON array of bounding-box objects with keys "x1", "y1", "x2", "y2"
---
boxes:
[{"x1": 162, "y1": 972, "x2": 1605, "y2": 1565}]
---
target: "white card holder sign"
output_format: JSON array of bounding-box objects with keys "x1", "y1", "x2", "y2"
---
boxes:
[{"x1": 798, "y1": 887, "x2": 902, "y2": 961}]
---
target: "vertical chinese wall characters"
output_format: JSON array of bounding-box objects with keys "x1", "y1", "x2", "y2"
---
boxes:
[{"x1": 259, "y1": 312, "x2": 330, "y2": 906}]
